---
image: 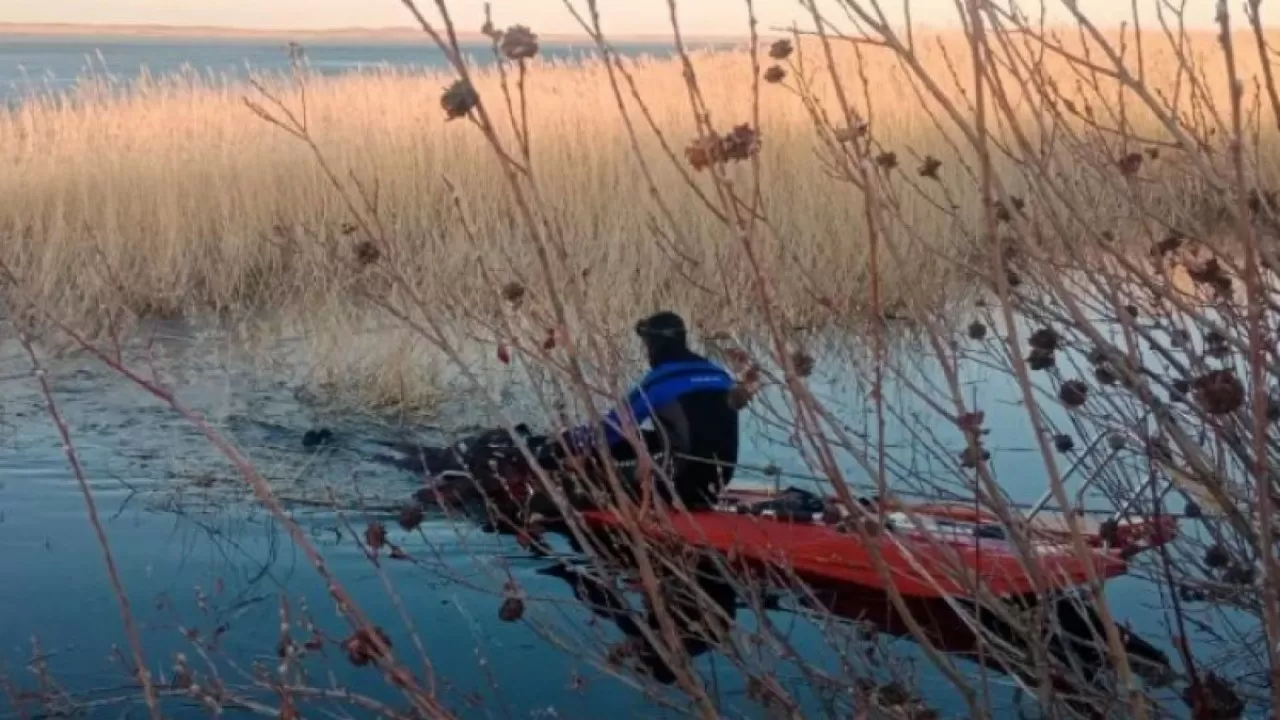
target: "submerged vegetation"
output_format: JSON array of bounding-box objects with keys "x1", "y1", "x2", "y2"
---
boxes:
[{"x1": 4, "y1": 0, "x2": 1280, "y2": 717}]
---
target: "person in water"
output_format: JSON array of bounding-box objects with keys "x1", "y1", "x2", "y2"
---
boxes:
[{"x1": 540, "y1": 311, "x2": 740, "y2": 511}]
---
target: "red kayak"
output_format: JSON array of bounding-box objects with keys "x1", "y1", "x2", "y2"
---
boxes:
[{"x1": 577, "y1": 488, "x2": 1176, "y2": 600}]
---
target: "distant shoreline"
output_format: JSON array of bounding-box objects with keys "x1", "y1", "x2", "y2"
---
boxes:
[{"x1": 0, "y1": 22, "x2": 761, "y2": 44}]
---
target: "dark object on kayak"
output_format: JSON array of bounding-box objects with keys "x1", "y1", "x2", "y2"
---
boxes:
[
  {"x1": 302, "y1": 428, "x2": 334, "y2": 448},
  {"x1": 745, "y1": 485, "x2": 827, "y2": 522}
]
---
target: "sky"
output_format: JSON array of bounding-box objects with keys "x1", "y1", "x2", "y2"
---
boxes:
[{"x1": 1, "y1": 0, "x2": 1269, "y2": 36}]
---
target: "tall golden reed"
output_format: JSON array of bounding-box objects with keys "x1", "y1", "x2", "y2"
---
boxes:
[{"x1": 1, "y1": 29, "x2": 1276, "y2": 336}]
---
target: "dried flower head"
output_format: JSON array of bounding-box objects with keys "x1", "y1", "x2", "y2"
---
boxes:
[
  {"x1": 1204, "y1": 330, "x2": 1232, "y2": 359},
  {"x1": 1192, "y1": 369, "x2": 1244, "y2": 415},
  {"x1": 768, "y1": 38, "x2": 793, "y2": 59},
  {"x1": 1057, "y1": 380, "x2": 1089, "y2": 408},
  {"x1": 791, "y1": 350, "x2": 815, "y2": 378},
  {"x1": 1204, "y1": 544, "x2": 1230, "y2": 569},
  {"x1": 1028, "y1": 327, "x2": 1061, "y2": 352},
  {"x1": 342, "y1": 626, "x2": 392, "y2": 667},
  {"x1": 501, "y1": 281, "x2": 526, "y2": 304},
  {"x1": 967, "y1": 320, "x2": 988, "y2": 340},
  {"x1": 500, "y1": 25, "x2": 539, "y2": 60},
  {"x1": 441, "y1": 78, "x2": 479, "y2": 120},
  {"x1": 1053, "y1": 433, "x2": 1075, "y2": 453},
  {"x1": 354, "y1": 240, "x2": 381, "y2": 266},
  {"x1": 722, "y1": 124, "x2": 761, "y2": 162},
  {"x1": 874, "y1": 151, "x2": 898, "y2": 170},
  {"x1": 1118, "y1": 152, "x2": 1143, "y2": 177},
  {"x1": 959, "y1": 444, "x2": 990, "y2": 469},
  {"x1": 364, "y1": 522, "x2": 387, "y2": 551},
  {"x1": 763, "y1": 65, "x2": 786, "y2": 83},
  {"x1": 498, "y1": 595, "x2": 525, "y2": 622},
  {"x1": 1094, "y1": 365, "x2": 1118, "y2": 386},
  {"x1": 957, "y1": 410, "x2": 985, "y2": 434},
  {"x1": 397, "y1": 503, "x2": 425, "y2": 531},
  {"x1": 684, "y1": 125, "x2": 762, "y2": 171},
  {"x1": 918, "y1": 156, "x2": 942, "y2": 179},
  {"x1": 1027, "y1": 347, "x2": 1055, "y2": 371}
]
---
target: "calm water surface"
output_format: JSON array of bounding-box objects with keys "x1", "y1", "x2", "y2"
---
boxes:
[
  {"x1": 0, "y1": 35, "x2": 729, "y2": 102},
  {"x1": 0, "y1": 320, "x2": 1204, "y2": 717}
]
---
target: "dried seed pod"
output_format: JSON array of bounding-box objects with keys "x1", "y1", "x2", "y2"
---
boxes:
[
  {"x1": 967, "y1": 320, "x2": 988, "y2": 340},
  {"x1": 1057, "y1": 380, "x2": 1089, "y2": 408},
  {"x1": 768, "y1": 38, "x2": 794, "y2": 59},
  {"x1": 341, "y1": 626, "x2": 392, "y2": 667},
  {"x1": 722, "y1": 124, "x2": 761, "y2": 162},
  {"x1": 1204, "y1": 330, "x2": 1231, "y2": 359},
  {"x1": 1117, "y1": 152, "x2": 1143, "y2": 177},
  {"x1": 364, "y1": 522, "x2": 387, "y2": 551},
  {"x1": 354, "y1": 241, "x2": 381, "y2": 266},
  {"x1": 441, "y1": 78, "x2": 479, "y2": 120},
  {"x1": 874, "y1": 151, "x2": 898, "y2": 170},
  {"x1": 1027, "y1": 347, "x2": 1055, "y2": 371},
  {"x1": 501, "y1": 281, "x2": 526, "y2": 304},
  {"x1": 397, "y1": 503, "x2": 425, "y2": 531},
  {"x1": 763, "y1": 65, "x2": 786, "y2": 83},
  {"x1": 918, "y1": 156, "x2": 942, "y2": 179},
  {"x1": 499, "y1": 25, "x2": 539, "y2": 60},
  {"x1": 1029, "y1": 327, "x2": 1061, "y2": 352},
  {"x1": 1204, "y1": 544, "x2": 1230, "y2": 569},
  {"x1": 1192, "y1": 369, "x2": 1244, "y2": 415},
  {"x1": 1094, "y1": 365, "x2": 1118, "y2": 386},
  {"x1": 1053, "y1": 434, "x2": 1075, "y2": 453},
  {"x1": 791, "y1": 350, "x2": 815, "y2": 378},
  {"x1": 1223, "y1": 564, "x2": 1256, "y2": 586},
  {"x1": 959, "y1": 444, "x2": 990, "y2": 469},
  {"x1": 498, "y1": 595, "x2": 525, "y2": 622},
  {"x1": 957, "y1": 411, "x2": 985, "y2": 434}
]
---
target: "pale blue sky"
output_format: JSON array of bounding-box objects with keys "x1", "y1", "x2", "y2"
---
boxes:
[{"x1": 1, "y1": 0, "x2": 1264, "y2": 35}]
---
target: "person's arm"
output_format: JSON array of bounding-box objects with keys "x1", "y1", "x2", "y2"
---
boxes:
[{"x1": 568, "y1": 380, "x2": 657, "y2": 451}]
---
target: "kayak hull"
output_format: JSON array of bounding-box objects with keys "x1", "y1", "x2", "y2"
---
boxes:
[{"x1": 578, "y1": 504, "x2": 1134, "y2": 600}]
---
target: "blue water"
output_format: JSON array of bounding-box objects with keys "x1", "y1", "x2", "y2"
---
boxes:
[
  {"x1": 0, "y1": 35, "x2": 729, "y2": 102},
  {"x1": 0, "y1": 318, "x2": 1234, "y2": 717}
]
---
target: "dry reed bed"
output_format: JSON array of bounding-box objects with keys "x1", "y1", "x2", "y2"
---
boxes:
[{"x1": 2, "y1": 29, "x2": 1277, "y2": 337}]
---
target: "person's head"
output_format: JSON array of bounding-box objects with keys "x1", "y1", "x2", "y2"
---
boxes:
[{"x1": 635, "y1": 311, "x2": 689, "y2": 366}]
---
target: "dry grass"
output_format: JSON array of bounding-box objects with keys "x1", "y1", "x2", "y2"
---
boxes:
[{"x1": 1, "y1": 28, "x2": 1277, "y2": 340}]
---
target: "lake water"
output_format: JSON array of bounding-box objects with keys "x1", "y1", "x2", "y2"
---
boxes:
[
  {"x1": 0, "y1": 35, "x2": 726, "y2": 102},
  {"x1": 0, "y1": 315, "x2": 1218, "y2": 718}
]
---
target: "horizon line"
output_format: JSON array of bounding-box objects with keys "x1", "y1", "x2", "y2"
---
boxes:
[{"x1": 0, "y1": 21, "x2": 780, "y2": 43}]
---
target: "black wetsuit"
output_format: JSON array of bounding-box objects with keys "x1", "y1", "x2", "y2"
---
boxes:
[{"x1": 569, "y1": 348, "x2": 739, "y2": 509}]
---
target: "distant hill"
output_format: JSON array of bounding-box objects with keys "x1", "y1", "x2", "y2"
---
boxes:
[{"x1": 0, "y1": 22, "x2": 759, "y2": 44}]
